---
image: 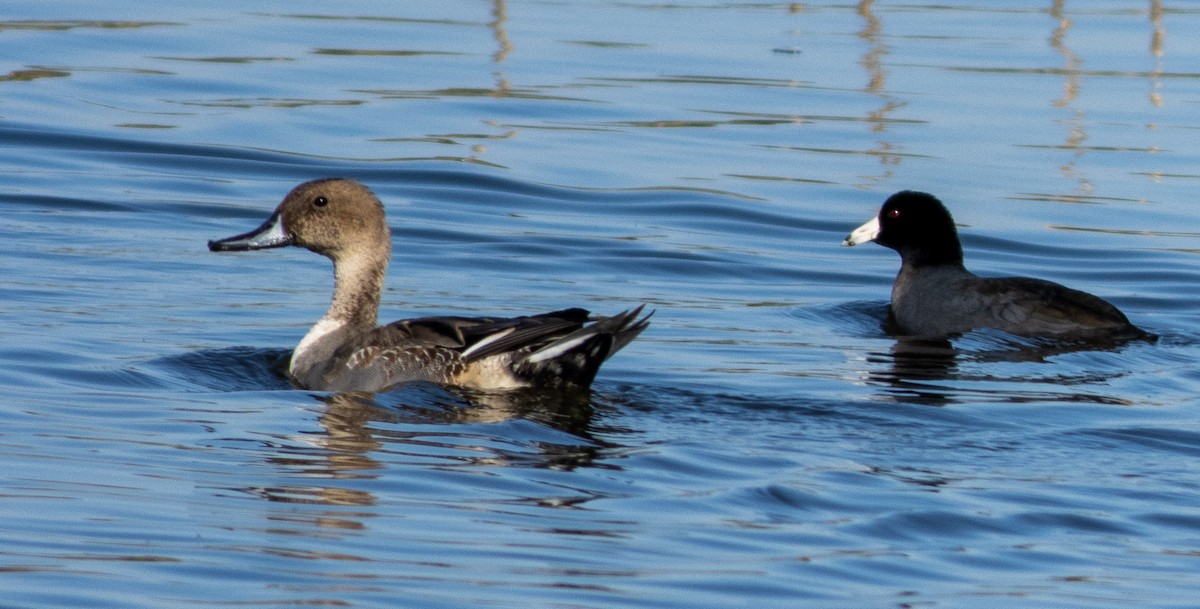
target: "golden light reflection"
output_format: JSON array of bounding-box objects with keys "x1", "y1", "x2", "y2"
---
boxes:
[
  {"x1": 1048, "y1": 0, "x2": 1092, "y2": 197},
  {"x1": 0, "y1": 68, "x2": 70, "y2": 82},
  {"x1": 471, "y1": 0, "x2": 513, "y2": 161},
  {"x1": 857, "y1": 0, "x2": 884, "y2": 96},
  {"x1": 1049, "y1": 0, "x2": 1080, "y2": 109},
  {"x1": 1148, "y1": 0, "x2": 1164, "y2": 107},
  {"x1": 1041, "y1": 1, "x2": 1168, "y2": 199},
  {"x1": 856, "y1": 0, "x2": 904, "y2": 186},
  {"x1": 490, "y1": 0, "x2": 512, "y2": 100},
  {"x1": 491, "y1": 0, "x2": 512, "y2": 64}
]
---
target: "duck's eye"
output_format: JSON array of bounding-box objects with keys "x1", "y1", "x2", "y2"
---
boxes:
[
  {"x1": 886, "y1": 208, "x2": 901, "y2": 219},
  {"x1": 314, "y1": 196, "x2": 329, "y2": 208}
]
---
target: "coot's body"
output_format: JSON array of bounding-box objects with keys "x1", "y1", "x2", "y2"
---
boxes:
[{"x1": 844, "y1": 191, "x2": 1145, "y2": 339}]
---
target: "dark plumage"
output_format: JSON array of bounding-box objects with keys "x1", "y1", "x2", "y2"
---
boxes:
[{"x1": 843, "y1": 190, "x2": 1146, "y2": 339}]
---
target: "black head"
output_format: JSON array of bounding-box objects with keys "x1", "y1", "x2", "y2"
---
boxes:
[{"x1": 872, "y1": 190, "x2": 964, "y2": 266}]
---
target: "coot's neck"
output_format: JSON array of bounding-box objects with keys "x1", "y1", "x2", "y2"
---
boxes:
[{"x1": 897, "y1": 238, "x2": 964, "y2": 269}]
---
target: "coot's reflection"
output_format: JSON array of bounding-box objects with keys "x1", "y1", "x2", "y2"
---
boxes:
[
  {"x1": 867, "y1": 323, "x2": 1153, "y2": 407},
  {"x1": 866, "y1": 336, "x2": 959, "y2": 406}
]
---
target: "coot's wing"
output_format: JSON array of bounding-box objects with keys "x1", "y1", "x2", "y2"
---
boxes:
[{"x1": 969, "y1": 276, "x2": 1135, "y2": 336}]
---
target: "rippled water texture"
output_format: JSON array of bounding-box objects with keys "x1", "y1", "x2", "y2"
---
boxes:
[{"x1": 3, "y1": 2, "x2": 1200, "y2": 608}]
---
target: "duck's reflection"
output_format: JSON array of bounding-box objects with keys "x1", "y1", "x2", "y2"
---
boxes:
[
  {"x1": 319, "y1": 384, "x2": 595, "y2": 428},
  {"x1": 239, "y1": 483, "x2": 377, "y2": 507},
  {"x1": 241, "y1": 384, "x2": 613, "y2": 508},
  {"x1": 311, "y1": 384, "x2": 606, "y2": 466}
]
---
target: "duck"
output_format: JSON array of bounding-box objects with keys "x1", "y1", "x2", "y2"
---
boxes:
[
  {"x1": 842, "y1": 190, "x2": 1146, "y2": 339},
  {"x1": 209, "y1": 178, "x2": 650, "y2": 392}
]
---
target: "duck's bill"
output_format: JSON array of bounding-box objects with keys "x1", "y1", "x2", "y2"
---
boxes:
[
  {"x1": 208, "y1": 212, "x2": 294, "y2": 252},
  {"x1": 842, "y1": 216, "x2": 880, "y2": 247}
]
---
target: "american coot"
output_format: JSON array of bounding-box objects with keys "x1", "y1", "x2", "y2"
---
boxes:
[
  {"x1": 843, "y1": 190, "x2": 1145, "y2": 339},
  {"x1": 209, "y1": 178, "x2": 650, "y2": 392}
]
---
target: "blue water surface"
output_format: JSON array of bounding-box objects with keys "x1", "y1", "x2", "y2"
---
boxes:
[{"x1": 2, "y1": 1, "x2": 1200, "y2": 608}]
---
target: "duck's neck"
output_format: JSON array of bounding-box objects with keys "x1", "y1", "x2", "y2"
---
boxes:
[
  {"x1": 289, "y1": 249, "x2": 388, "y2": 380},
  {"x1": 327, "y1": 250, "x2": 386, "y2": 331}
]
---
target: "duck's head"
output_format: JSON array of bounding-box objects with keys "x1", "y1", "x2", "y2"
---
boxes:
[{"x1": 209, "y1": 178, "x2": 390, "y2": 260}]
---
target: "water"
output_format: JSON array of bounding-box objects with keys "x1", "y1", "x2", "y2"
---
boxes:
[{"x1": 2, "y1": 1, "x2": 1200, "y2": 607}]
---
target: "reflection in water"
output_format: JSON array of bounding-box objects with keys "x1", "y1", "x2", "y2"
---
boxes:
[
  {"x1": 491, "y1": 0, "x2": 512, "y2": 65},
  {"x1": 1048, "y1": 1, "x2": 1081, "y2": 110},
  {"x1": 327, "y1": 388, "x2": 612, "y2": 472},
  {"x1": 867, "y1": 331, "x2": 1146, "y2": 407},
  {"x1": 0, "y1": 68, "x2": 70, "y2": 82},
  {"x1": 240, "y1": 484, "x2": 377, "y2": 506},
  {"x1": 1148, "y1": 0, "x2": 1164, "y2": 107},
  {"x1": 0, "y1": 19, "x2": 177, "y2": 32},
  {"x1": 1048, "y1": 0, "x2": 1092, "y2": 196},
  {"x1": 237, "y1": 385, "x2": 611, "y2": 510},
  {"x1": 866, "y1": 337, "x2": 959, "y2": 406},
  {"x1": 478, "y1": 0, "x2": 513, "y2": 159},
  {"x1": 311, "y1": 395, "x2": 386, "y2": 474},
  {"x1": 1041, "y1": 1, "x2": 1167, "y2": 195},
  {"x1": 368, "y1": 2, "x2": 518, "y2": 161},
  {"x1": 487, "y1": 0, "x2": 512, "y2": 99},
  {"x1": 316, "y1": 386, "x2": 607, "y2": 467},
  {"x1": 350, "y1": 384, "x2": 595, "y2": 428},
  {"x1": 856, "y1": 0, "x2": 904, "y2": 186}
]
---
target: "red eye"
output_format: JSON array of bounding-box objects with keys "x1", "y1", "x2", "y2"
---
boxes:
[{"x1": 887, "y1": 208, "x2": 901, "y2": 219}]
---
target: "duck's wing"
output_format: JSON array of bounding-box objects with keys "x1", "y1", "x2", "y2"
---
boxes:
[
  {"x1": 512, "y1": 305, "x2": 652, "y2": 387},
  {"x1": 360, "y1": 308, "x2": 593, "y2": 358},
  {"x1": 325, "y1": 307, "x2": 650, "y2": 391},
  {"x1": 457, "y1": 308, "x2": 595, "y2": 361}
]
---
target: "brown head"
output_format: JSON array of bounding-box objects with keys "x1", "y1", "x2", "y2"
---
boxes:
[
  {"x1": 209, "y1": 178, "x2": 391, "y2": 261},
  {"x1": 209, "y1": 178, "x2": 393, "y2": 330}
]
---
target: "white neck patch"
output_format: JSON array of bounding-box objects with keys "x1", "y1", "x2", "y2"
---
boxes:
[{"x1": 290, "y1": 316, "x2": 348, "y2": 375}]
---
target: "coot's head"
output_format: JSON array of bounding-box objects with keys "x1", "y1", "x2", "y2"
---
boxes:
[{"x1": 844, "y1": 190, "x2": 964, "y2": 267}]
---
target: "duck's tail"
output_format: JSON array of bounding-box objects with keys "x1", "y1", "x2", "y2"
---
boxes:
[{"x1": 516, "y1": 305, "x2": 652, "y2": 388}]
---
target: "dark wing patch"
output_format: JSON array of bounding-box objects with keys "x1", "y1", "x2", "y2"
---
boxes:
[
  {"x1": 338, "y1": 308, "x2": 592, "y2": 362},
  {"x1": 970, "y1": 277, "x2": 1133, "y2": 334},
  {"x1": 458, "y1": 308, "x2": 592, "y2": 362}
]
